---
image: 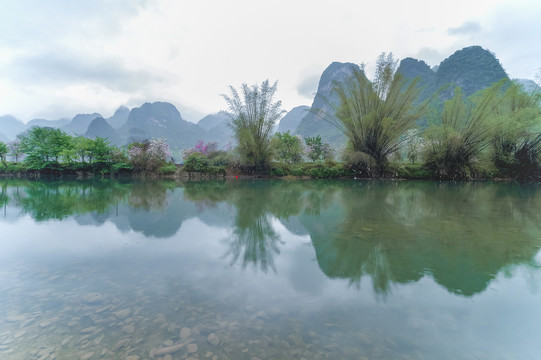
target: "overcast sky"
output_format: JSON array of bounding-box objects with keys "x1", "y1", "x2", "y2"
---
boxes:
[{"x1": 1, "y1": 0, "x2": 540, "y2": 123}]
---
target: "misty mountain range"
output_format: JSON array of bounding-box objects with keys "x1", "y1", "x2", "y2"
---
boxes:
[{"x1": 0, "y1": 46, "x2": 538, "y2": 157}]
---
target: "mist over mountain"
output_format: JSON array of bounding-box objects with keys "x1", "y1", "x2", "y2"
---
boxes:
[
  {"x1": 197, "y1": 112, "x2": 229, "y2": 131},
  {"x1": 119, "y1": 101, "x2": 207, "y2": 155},
  {"x1": 107, "y1": 106, "x2": 130, "y2": 129},
  {"x1": 85, "y1": 117, "x2": 122, "y2": 146},
  {"x1": 0, "y1": 131, "x2": 8, "y2": 143},
  {"x1": 294, "y1": 62, "x2": 359, "y2": 146},
  {"x1": 514, "y1": 78, "x2": 539, "y2": 93},
  {"x1": 397, "y1": 45, "x2": 509, "y2": 101},
  {"x1": 0, "y1": 115, "x2": 25, "y2": 140},
  {"x1": 62, "y1": 113, "x2": 102, "y2": 135},
  {"x1": 26, "y1": 118, "x2": 70, "y2": 129},
  {"x1": 277, "y1": 106, "x2": 310, "y2": 134}
]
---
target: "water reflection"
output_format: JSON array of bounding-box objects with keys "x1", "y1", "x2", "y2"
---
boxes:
[{"x1": 1, "y1": 178, "x2": 541, "y2": 297}]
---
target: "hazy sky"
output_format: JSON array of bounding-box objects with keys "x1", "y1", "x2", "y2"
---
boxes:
[{"x1": 1, "y1": 0, "x2": 540, "y2": 123}]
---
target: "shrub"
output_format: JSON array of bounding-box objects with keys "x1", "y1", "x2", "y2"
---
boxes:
[
  {"x1": 158, "y1": 164, "x2": 178, "y2": 175},
  {"x1": 207, "y1": 150, "x2": 232, "y2": 167},
  {"x1": 309, "y1": 163, "x2": 344, "y2": 178},
  {"x1": 183, "y1": 153, "x2": 210, "y2": 172},
  {"x1": 271, "y1": 131, "x2": 303, "y2": 163}
]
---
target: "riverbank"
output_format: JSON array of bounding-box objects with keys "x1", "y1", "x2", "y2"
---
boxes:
[{"x1": 1, "y1": 161, "x2": 530, "y2": 182}]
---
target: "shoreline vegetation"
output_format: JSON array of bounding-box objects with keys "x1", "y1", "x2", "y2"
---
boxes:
[
  {"x1": 1, "y1": 53, "x2": 540, "y2": 182},
  {"x1": 0, "y1": 160, "x2": 535, "y2": 182}
]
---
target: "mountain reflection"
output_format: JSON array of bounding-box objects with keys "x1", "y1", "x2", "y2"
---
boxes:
[{"x1": 2, "y1": 178, "x2": 541, "y2": 296}]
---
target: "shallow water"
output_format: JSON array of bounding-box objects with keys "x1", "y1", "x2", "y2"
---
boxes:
[{"x1": 0, "y1": 179, "x2": 540, "y2": 359}]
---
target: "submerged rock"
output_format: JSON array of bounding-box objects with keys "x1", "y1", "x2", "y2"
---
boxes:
[
  {"x1": 207, "y1": 333, "x2": 219, "y2": 346},
  {"x1": 187, "y1": 343, "x2": 198, "y2": 353},
  {"x1": 154, "y1": 343, "x2": 184, "y2": 356},
  {"x1": 180, "y1": 327, "x2": 191, "y2": 339},
  {"x1": 80, "y1": 352, "x2": 94, "y2": 360}
]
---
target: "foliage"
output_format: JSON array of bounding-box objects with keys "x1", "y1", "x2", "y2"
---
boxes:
[
  {"x1": 183, "y1": 152, "x2": 210, "y2": 172},
  {"x1": 392, "y1": 163, "x2": 434, "y2": 179},
  {"x1": 19, "y1": 126, "x2": 73, "y2": 169},
  {"x1": 268, "y1": 161, "x2": 348, "y2": 178},
  {"x1": 304, "y1": 135, "x2": 335, "y2": 162},
  {"x1": 423, "y1": 82, "x2": 505, "y2": 179},
  {"x1": 158, "y1": 164, "x2": 178, "y2": 175},
  {"x1": 490, "y1": 82, "x2": 541, "y2": 178},
  {"x1": 207, "y1": 150, "x2": 232, "y2": 167},
  {"x1": 128, "y1": 137, "x2": 171, "y2": 173},
  {"x1": 222, "y1": 80, "x2": 283, "y2": 170},
  {"x1": 308, "y1": 163, "x2": 345, "y2": 178},
  {"x1": 328, "y1": 53, "x2": 426, "y2": 176},
  {"x1": 436, "y1": 46, "x2": 508, "y2": 98},
  {"x1": 271, "y1": 131, "x2": 303, "y2": 163},
  {"x1": 0, "y1": 141, "x2": 8, "y2": 163}
]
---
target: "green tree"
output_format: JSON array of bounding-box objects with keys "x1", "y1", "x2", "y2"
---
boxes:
[
  {"x1": 19, "y1": 126, "x2": 72, "y2": 168},
  {"x1": 89, "y1": 137, "x2": 112, "y2": 164},
  {"x1": 271, "y1": 131, "x2": 303, "y2": 163},
  {"x1": 222, "y1": 80, "x2": 283, "y2": 170},
  {"x1": 328, "y1": 53, "x2": 426, "y2": 176},
  {"x1": 73, "y1": 136, "x2": 93, "y2": 163},
  {"x1": 0, "y1": 141, "x2": 8, "y2": 163}
]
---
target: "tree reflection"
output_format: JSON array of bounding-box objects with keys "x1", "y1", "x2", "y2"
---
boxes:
[
  {"x1": 185, "y1": 181, "x2": 288, "y2": 272},
  {"x1": 5, "y1": 179, "x2": 131, "y2": 221},
  {"x1": 304, "y1": 181, "x2": 541, "y2": 297},
  {"x1": 2, "y1": 178, "x2": 540, "y2": 296}
]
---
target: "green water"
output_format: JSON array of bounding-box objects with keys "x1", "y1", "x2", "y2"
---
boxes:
[{"x1": 0, "y1": 179, "x2": 540, "y2": 359}]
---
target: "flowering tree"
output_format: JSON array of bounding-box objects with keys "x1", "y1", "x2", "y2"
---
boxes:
[
  {"x1": 182, "y1": 140, "x2": 219, "y2": 158},
  {"x1": 128, "y1": 137, "x2": 171, "y2": 172}
]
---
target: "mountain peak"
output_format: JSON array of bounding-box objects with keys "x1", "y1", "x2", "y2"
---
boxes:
[{"x1": 436, "y1": 45, "x2": 508, "y2": 96}]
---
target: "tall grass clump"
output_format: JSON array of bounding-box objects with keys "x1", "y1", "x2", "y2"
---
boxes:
[
  {"x1": 424, "y1": 81, "x2": 505, "y2": 179},
  {"x1": 491, "y1": 82, "x2": 541, "y2": 178},
  {"x1": 222, "y1": 80, "x2": 283, "y2": 171},
  {"x1": 327, "y1": 53, "x2": 426, "y2": 176}
]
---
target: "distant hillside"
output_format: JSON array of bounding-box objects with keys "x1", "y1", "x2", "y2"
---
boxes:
[
  {"x1": 396, "y1": 58, "x2": 437, "y2": 101},
  {"x1": 0, "y1": 115, "x2": 25, "y2": 140},
  {"x1": 295, "y1": 62, "x2": 359, "y2": 146},
  {"x1": 62, "y1": 113, "x2": 102, "y2": 135},
  {"x1": 199, "y1": 112, "x2": 233, "y2": 147},
  {"x1": 514, "y1": 79, "x2": 539, "y2": 93},
  {"x1": 437, "y1": 46, "x2": 508, "y2": 97},
  {"x1": 107, "y1": 106, "x2": 130, "y2": 129},
  {"x1": 197, "y1": 112, "x2": 229, "y2": 131},
  {"x1": 398, "y1": 46, "x2": 509, "y2": 101},
  {"x1": 119, "y1": 102, "x2": 207, "y2": 156},
  {"x1": 0, "y1": 131, "x2": 8, "y2": 143},
  {"x1": 26, "y1": 118, "x2": 70, "y2": 129},
  {"x1": 277, "y1": 106, "x2": 310, "y2": 134},
  {"x1": 85, "y1": 117, "x2": 122, "y2": 146}
]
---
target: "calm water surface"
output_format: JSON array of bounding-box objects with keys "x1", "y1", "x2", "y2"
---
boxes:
[{"x1": 0, "y1": 179, "x2": 540, "y2": 360}]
